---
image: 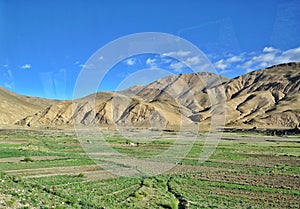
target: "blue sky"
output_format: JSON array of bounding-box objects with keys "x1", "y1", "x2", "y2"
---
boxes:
[{"x1": 0, "y1": 0, "x2": 300, "y2": 99}]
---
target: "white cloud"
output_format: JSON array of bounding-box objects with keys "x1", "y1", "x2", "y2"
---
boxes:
[
  {"x1": 214, "y1": 59, "x2": 227, "y2": 70},
  {"x1": 161, "y1": 58, "x2": 172, "y2": 64},
  {"x1": 125, "y1": 58, "x2": 135, "y2": 66},
  {"x1": 185, "y1": 56, "x2": 201, "y2": 65},
  {"x1": 177, "y1": 50, "x2": 192, "y2": 57},
  {"x1": 259, "y1": 62, "x2": 268, "y2": 68},
  {"x1": 98, "y1": 56, "x2": 104, "y2": 60},
  {"x1": 246, "y1": 68, "x2": 255, "y2": 73},
  {"x1": 214, "y1": 55, "x2": 244, "y2": 71},
  {"x1": 280, "y1": 46, "x2": 300, "y2": 60},
  {"x1": 226, "y1": 56, "x2": 243, "y2": 63},
  {"x1": 146, "y1": 58, "x2": 156, "y2": 65},
  {"x1": 1, "y1": 68, "x2": 14, "y2": 89},
  {"x1": 237, "y1": 60, "x2": 253, "y2": 69},
  {"x1": 168, "y1": 55, "x2": 202, "y2": 72},
  {"x1": 273, "y1": 47, "x2": 300, "y2": 64},
  {"x1": 79, "y1": 63, "x2": 95, "y2": 69},
  {"x1": 237, "y1": 46, "x2": 300, "y2": 73},
  {"x1": 162, "y1": 50, "x2": 191, "y2": 57},
  {"x1": 263, "y1": 46, "x2": 280, "y2": 53},
  {"x1": 252, "y1": 53, "x2": 276, "y2": 63},
  {"x1": 194, "y1": 63, "x2": 212, "y2": 72},
  {"x1": 3, "y1": 64, "x2": 8, "y2": 68},
  {"x1": 219, "y1": 69, "x2": 233, "y2": 75},
  {"x1": 169, "y1": 62, "x2": 185, "y2": 72},
  {"x1": 20, "y1": 64, "x2": 31, "y2": 69},
  {"x1": 209, "y1": 46, "x2": 300, "y2": 76},
  {"x1": 248, "y1": 51, "x2": 257, "y2": 56}
]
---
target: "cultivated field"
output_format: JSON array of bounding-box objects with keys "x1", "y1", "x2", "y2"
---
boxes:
[{"x1": 0, "y1": 129, "x2": 299, "y2": 208}]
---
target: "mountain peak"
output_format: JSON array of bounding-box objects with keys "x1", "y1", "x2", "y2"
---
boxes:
[{"x1": 1, "y1": 62, "x2": 299, "y2": 129}]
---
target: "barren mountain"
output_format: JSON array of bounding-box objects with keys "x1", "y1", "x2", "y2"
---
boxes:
[
  {"x1": 3, "y1": 62, "x2": 300, "y2": 129},
  {"x1": 15, "y1": 72, "x2": 228, "y2": 129},
  {"x1": 222, "y1": 62, "x2": 300, "y2": 128},
  {"x1": 121, "y1": 63, "x2": 300, "y2": 128},
  {"x1": 0, "y1": 87, "x2": 59, "y2": 125}
]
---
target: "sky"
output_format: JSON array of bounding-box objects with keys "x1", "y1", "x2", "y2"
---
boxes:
[{"x1": 0, "y1": 0, "x2": 300, "y2": 99}]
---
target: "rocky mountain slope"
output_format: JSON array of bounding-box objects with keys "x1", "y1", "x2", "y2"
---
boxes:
[
  {"x1": 223, "y1": 62, "x2": 300, "y2": 127},
  {"x1": 0, "y1": 87, "x2": 59, "y2": 125},
  {"x1": 2, "y1": 62, "x2": 300, "y2": 129}
]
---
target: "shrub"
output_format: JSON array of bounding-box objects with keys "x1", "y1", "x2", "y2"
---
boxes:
[
  {"x1": 77, "y1": 173, "x2": 85, "y2": 178},
  {"x1": 22, "y1": 157, "x2": 34, "y2": 162}
]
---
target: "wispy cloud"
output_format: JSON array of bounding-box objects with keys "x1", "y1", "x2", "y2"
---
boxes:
[
  {"x1": 161, "y1": 58, "x2": 172, "y2": 64},
  {"x1": 226, "y1": 56, "x2": 244, "y2": 63},
  {"x1": 79, "y1": 63, "x2": 95, "y2": 69},
  {"x1": 244, "y1": 46, "x2": 300, "y2": 72},
  {"x1": 214, "y1": 55, "x2": 244, "y2": 72},
  {"x1": 20, "y1": 64, "x2": 31, "y2": 69},
  {"x1": 214, "y1": 46, "x2": 300, "y2": 74},
  {"x1": 0, "y1": 67, "x2": 14, "y2": 89},
  {"x1": 168, "y1": 55, "x2": 203, "y2": 72},
  {"x1": 185, "y1": 56, "x2": 201, "y2": 65},
  {"x1": 169, "y1": 62, "x2": 185, "y2": 72},
  {"x1": 277, "y1": 47, "x2": 300, "y2": 63},
  {"x1": 214, "y1": 59, "x2": 227, "y2": 70},
  {"x1": 262, "y1": 46, "x2": 279, "y2": 53},
  {"x1": 125, "y1": 58, "x2": 136, "y2": 66},
  {"x1": 162, "y1": 50, "x2": 191, "y2": 57},
  {"x1": 146, "y1": 58, "x2": 156, "y2": 66}
]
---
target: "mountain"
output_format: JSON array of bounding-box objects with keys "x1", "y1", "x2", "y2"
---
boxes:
[
  {"x1": 2, "y1": 62, "x2": 300, "y2": 129},
  {"x1": 222, "y1": 62, "x2": 300, "y2": 128},
  {"x1": 0, "y1": 87, "x2": 59, "y2": 125},
  {"x1": 14, "y1": 72, "x2": 229, "y2": 130}
]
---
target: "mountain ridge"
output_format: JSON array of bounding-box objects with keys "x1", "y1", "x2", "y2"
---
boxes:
[{"x1": 1, "y1": 62, "x2": 299, "y2": 129}]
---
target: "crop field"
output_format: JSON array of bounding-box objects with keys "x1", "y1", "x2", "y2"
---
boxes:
[{"x1": 0, "y1": 129, "x2": 299, "y2": 209}]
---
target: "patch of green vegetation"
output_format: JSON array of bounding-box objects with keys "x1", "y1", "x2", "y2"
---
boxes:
[
  {"x1": 27, "y1": 174, "x2": 85, "y2": 187},
  {"x1": 0, "y1": 147, "x2": 48, "y2": 158},
  {"x1": 125, "y1": 176, "x2": 179, "y2": 209},
  {"x1": 22, "y1": 156, "x2": 34, "y2": 162},
  {"x1": 168, "y1": 174, "x2": 300, "y2": 209},
  {"x1": 0, "y1": 157, "x2": 95, "y2": 171},
  {"x1": 0, "y1": 130, "x2": 299, "y2": 208}
]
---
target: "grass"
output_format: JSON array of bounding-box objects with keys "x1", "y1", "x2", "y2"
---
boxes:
[{"x1": 0, "y1": 129, "x2": 299, "y2": 208}]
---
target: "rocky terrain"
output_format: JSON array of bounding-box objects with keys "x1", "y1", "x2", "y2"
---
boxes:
[
  {"x1": 0, "y1": 87, "x2": 59, "y2": 125},
  {"x1": 1, "y1": 62, "x2": 299, "y2": 129}
]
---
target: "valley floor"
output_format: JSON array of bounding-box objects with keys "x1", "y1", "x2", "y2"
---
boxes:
[{"x1": 0, "y1": 129, "x2": 299, "y2": 208}]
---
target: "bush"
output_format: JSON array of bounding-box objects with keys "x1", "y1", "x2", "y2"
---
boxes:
[
  {"x1": 22, "y1": 157, "x2": 34, "y2": 162},
  {"x1": 77, "y1": 173, "x2": 85, "y2": 178}
]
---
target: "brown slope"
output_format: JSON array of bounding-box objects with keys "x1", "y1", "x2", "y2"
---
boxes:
[
  {"x1": 0, "y1": 87, "x2": 59, "y2": 125},
  {"x1": 122, "y1": 72, "x2": 228, "y2": 118},
  {"x1": 18, "y1": 72, "x2": 227, "y2": 129},
  {"x1": 217, "y1": 62, "x2": 300, "y2": 128},
  {"x1": 16, "y1": 91, "x2": 193, "y2": 129},
  {"x1": 12, "y1": 62, "x2": 300, "y2": 129},
  {"x1": 225, "y1": 62, "x2": 300, "y2": 99}
]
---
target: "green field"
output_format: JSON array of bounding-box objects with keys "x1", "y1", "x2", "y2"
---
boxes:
[{"x1": 0, "y1": 129, "x2": 299, "y2": 208}]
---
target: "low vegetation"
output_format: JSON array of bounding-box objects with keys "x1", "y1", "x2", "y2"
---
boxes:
[{"x1": 0, "y1": 129, "x2": 299, "y2": 208}]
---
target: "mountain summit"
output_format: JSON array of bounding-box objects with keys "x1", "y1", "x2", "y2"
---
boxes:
[{"x1": 1, "y1": 62, "x2": 299, "y2": 129}]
